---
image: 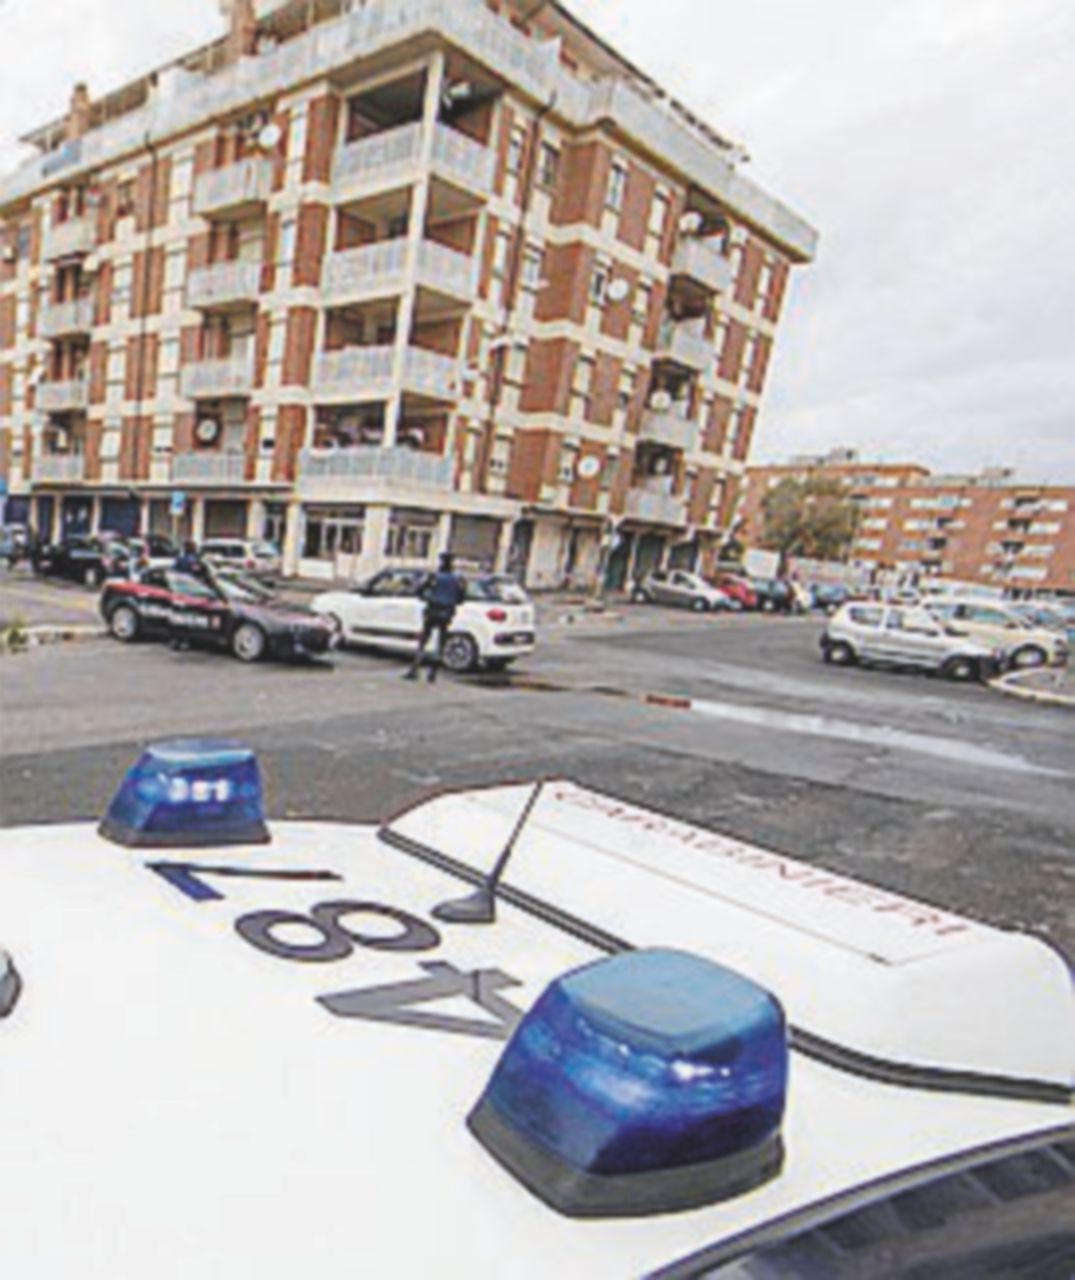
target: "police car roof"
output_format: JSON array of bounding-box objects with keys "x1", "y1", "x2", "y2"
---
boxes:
[{"x1": 0, "y1": 781, "x2": 1071, "y2": 1278}]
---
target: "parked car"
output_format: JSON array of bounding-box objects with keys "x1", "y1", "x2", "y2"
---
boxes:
[
  {"x1": 708, "y1": 572, "x2": 758, "y2": 610},
  {"x1": 100, "y1": 568, "x2": 335, "y2": 663},
  {"x1": 0, "y1": 524, "x2": 31, "y2": 566},
  {"x1": 750, "y1": 577, "x2": 802, "y2": 614},
  {"x1": 32, "y1": 533, "x2": 129, "y2": 586},
  {"x1": 821, "y1": 602, "x2": 1001, "y2": 682},
  {"x1": 925, "y1": 597, "x2": 1069, "y2": 670},
  {"x1": 311, "y1": 569, "x2": 536, "y2": 673},
  {"x1": 199, "y1": 538, "x2": 282, "y2": 583},
  {"x1": 809, "y1": 582, "x2": 852, "y2": 614},
  {"x1": 1008, "y1": 600, "x2": 1075, "y2": 646},
  {"x1": 631, "y1": 569, "x2": 735, "y2": 612}
]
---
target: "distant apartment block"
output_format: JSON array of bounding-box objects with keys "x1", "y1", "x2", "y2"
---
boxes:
[
  {"x1": 739, "y1": 450, "x2": 1075, "y2": 593},
  {"x1": 0, "y1": 0, "x2": 817, "y2": 589}
]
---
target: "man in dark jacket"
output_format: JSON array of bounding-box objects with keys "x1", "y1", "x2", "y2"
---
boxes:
[{"x1": 405, "y1": 553, "x2": 466, "y2": 683}]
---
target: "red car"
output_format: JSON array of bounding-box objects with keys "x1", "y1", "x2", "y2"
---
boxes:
[{"x1": 709, "y1": 573, "x2": 758, "y2": 610}]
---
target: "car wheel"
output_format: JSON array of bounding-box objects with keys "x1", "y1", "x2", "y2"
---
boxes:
[
  {"x1": 108, "y1": 605, "x2": 140, "y2": 643},
  {"x1": 944, "y1": 656, "x2": 979, "y2": 683},
  {"x1": 442, "y1": 633, "x2": 479, "y2": 674},
  {"x1": 1011, "y1": 645, "x2": 1047, "y2": 670},
  {"x1": 631, "y1": 589, "x2": 650, "y2": 604},
  {"x1": 325, "y1": 614, "x2": 346, "y2": 649},
  {"x1": 690, "y1": 598, "x2": 709, "y2": 613},
  {"x1": 84, "y1": 565, "x2": 103, "y2": 588},
  {"x1": 761, "y1": 599, "x2": 775, "y2": 613},
  {"x1": 232, "y1": 623, "x2": 267, "y2": 664},
  {"x1": 824, "y1": 640, "x2": 856, "y2": 667}
]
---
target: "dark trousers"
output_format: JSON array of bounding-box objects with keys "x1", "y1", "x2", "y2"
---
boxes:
[{"x1": 409, "y1": 609, "x2": 454, "y2": 675}]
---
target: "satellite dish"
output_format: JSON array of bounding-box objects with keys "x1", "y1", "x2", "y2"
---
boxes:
[
  {"x1": 607, "y1": 278, "x2": 631, "y2": 304},
  {"x1": 680, "y1": 211, "x2": 703, "y2": 235},
  {"x1": 195, "y1": 418, "x2": 221, "y2": 445},
  {"x1": 650, "y1": 390, "x2": 673, "y2": 412},
  {"x1": 442, "y1": 80, "x2": 474, "y2": 107},
  {"x1": 577, "y1": 455, "x2": 601, "y2": 481},
  {"x1": 257, "y1": 122, "x2": 283, "y2": 151},
  {"x1": 652, "y1": 456, "x2": 671, "y2": 476}
]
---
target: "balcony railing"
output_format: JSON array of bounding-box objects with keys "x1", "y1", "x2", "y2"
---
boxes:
[
  {"x1": 180, "y1": 354, "x2": 255, "y2": 399},
  {"x1": 624, "y1": 486, "x2": 689, "y2": 526},
  {"x1": 36, "y1": 378, "x2": 89, "y2": 412},
  {"x1": 639, "y1": 406, "x2": 699, "y2": 452},
  {"x1": 655, "y1": 319, "x2": 713, "y2": 372},
  {"x1": 312, "y1": 345, "x2": 459, "y2": 402},
  {"x1": 321, "y1": 240, "x2": 408, "y2": 305},
  {"x1": 33, "y1": 453, "x2": 86, "y2": 482},
  {"x1": 672, "y1": 238, "x2": 734, "y2": 295},
  {"x1": 322, "y1": 238, "x2": 477, "y2": 307},
  {"x1": 41, "y1": 217, "x2": 96, "y2": 260},
  {"x1": 171, "y1": 452, "x2": 249, "y2": 484},
  {"x1": 333, "y1": 123, "x2": 493, "y2": 201},
  {"x1": 39, "y1": 297, "x2": 96, "y2": 338},
  {"x1": 431, "y1": 125, "x2": 494, "y2": 194},
  {"x1": 313, "y1": 346, "x2": 396, "y2": 400},
  {"x1": 192, "y1": 157, "x2": 272, "y2": 218},
  {"x1": 187, "y1": 260, "x2": 263, "y2": 310},
  {"x1": 299, "y1": 446, "x2": 453, "y2": 490}
]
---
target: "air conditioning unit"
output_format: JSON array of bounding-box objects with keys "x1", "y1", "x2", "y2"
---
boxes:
[
  {"x1": 679, "y1": 211, "x2": 703, "y2": 236},
  {"x1": 650, "y1": 390, "x2": 673, "y2": 412}
]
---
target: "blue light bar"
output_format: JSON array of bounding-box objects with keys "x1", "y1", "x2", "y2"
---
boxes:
[
  {"x1": 469, "y1": 948, "x2": 787, "y2": 1218},
  {"x1": 99, "y1": 740, "x2": 270, "y2": 849}
]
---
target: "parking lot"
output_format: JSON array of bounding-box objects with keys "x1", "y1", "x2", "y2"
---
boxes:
[{"x1": 2, "y1": 571, "x2": 1073, "y2": 959}]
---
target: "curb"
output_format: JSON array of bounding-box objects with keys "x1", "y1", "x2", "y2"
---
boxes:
[
  {"x1": 504, "y1": 672, "x2": 695, "y2": 713},
  {"x1": 989, "y1": 670, "x2": 1075, "y2": 710},
  {"x1": 27, "y1": 624, "x2": 106, "y2": 649}
]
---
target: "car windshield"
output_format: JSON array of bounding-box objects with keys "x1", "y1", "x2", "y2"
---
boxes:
[{"x1": 215, "y1": 573, "x2": 273, "y2": 604}]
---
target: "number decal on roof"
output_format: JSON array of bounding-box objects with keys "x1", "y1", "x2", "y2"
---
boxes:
[
  {"x1": 320, "y1": 961, "x2": 525, "y2": 1042},
  {"x1": 235, "y1": 900, "x2": 441, "y2": 962},
  {"x1": 147, "y1": 861, "x2": 343, "y2": 904}
]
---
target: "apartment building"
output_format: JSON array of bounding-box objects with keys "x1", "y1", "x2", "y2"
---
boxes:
[
  {"x1": 0, "y1": 0, "x2": 817, "y2": 589},
  {"x1": 740, "y1": 451, "x2": 1075, "y2": 594}
]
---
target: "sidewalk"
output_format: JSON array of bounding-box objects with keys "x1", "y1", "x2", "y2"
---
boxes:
[{"x1": 991, "y1": 665, "x2": 1075, "y2": 709}]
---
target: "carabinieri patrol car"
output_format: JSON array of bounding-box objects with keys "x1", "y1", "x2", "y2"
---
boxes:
[{"x1": 0, "y1": 742, "x2": 1071, "y2": 1277}]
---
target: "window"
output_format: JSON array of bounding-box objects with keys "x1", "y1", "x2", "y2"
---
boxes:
[
  {"x1": 367, "y1": 570, "x2": 423, "y2": 597},
  {"x1": 302, "y1": 507, "x2": 366, "y2": 561},
  {"x1": 649, "y1": 191, "x2": 670, "y2": 240},
  {"x1": 590, "y1": 262, "x2": 610, "y2": 308},
  {"x1": 116, "y1": 181, "x2": 136, "y2": 220},
  {"x1": 15, "y1": 223, "x2": 32, "y2": 261},
  {"x1": 607, "y1": 162, "x2": 628, "y2": 213},
  {"x1": 537, "y1": 143, "x2": 560, "y2": 190},
  {"x1": 848, "y1": 606, "x2": 884, "y2": 628},
  {"x1": 521, "y1": 245, "x2": 545, "y2": 291},
  {"x1": 507, "y1": 127, "x2": 527, "y2": 176},
  {"x1": 492, "y1": 231, "x2": 511, "y2": 279},
  {"x1": 385, "y1": 509, "x2": 438, "y2": 560}
]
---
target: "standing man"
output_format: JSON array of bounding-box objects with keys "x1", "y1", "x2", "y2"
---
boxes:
[{"x1": 405, "y1": 553, "x2": 466, "y2": 684}]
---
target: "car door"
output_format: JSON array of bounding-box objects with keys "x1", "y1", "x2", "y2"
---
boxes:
[
  {"x1": 667, "y1": 571, "x2": 697, "y2": 608},
  {"x1": 888, "y1": 609, "x2": 949, "y2": 669},
  {"x1": 165, "y1": 572, "x2": 230, "y2": 646},
  {"x1": 648, "y1": 571, "x2": 674, "y2": 605},
  {"x1": 346, "y1": 570, "x2": 424, "y2": 652}
]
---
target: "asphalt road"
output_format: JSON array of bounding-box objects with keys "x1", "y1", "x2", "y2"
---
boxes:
[{"x1": 1, "y1": 588, "x2": 1073, "y2": 958}]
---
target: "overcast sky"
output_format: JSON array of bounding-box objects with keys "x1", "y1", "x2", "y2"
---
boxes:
[{"x1": 2, "y1": 0, "x2": 1073, "y2": 480}]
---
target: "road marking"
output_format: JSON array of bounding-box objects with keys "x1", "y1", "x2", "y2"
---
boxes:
[{"x1": 689, "y1": 697, "x2": 1066, "y2": 777}]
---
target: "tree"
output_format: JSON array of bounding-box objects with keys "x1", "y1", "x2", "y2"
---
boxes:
[{"x1": 760, "y1": 476, "x2": 859, "y2": 566}]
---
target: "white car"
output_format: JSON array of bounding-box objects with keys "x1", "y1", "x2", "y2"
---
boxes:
[
  {"x1": 822, "y1": 601, "x2": 1002, "y2": 681},
  {"x1": 925, "y1": 597, "x2": 1069, "y2": 670},
  {"x1": 312, "y1": 569, "x2": 536, "y2": 672},
  {"x1": 199, "y1": 538, "x2": 282, "y2": 583}
]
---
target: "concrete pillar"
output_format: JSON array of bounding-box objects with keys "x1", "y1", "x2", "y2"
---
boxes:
[
  {"x1": 384, "y1": 51, "x2": 445, "y2": 449},
  {"x1": 495, "y1": 517, "x2": 515, "y2": 574},
  {"x1": 281, "y1": 500, "x2": 303, "y2": 578},
  {"x1": 363, "y1": 505, "x2": 391, "y2": 574},
  {"x1": 246, "y1": 498, "x2": 266, "y2": 541},
  {"x1": 191, "y1": 497, "x2": 206, "y2": 543}
]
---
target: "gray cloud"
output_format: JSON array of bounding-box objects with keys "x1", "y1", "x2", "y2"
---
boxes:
[{"x1": 2, "y1": 0, "x2": 1072, "y2": 479}]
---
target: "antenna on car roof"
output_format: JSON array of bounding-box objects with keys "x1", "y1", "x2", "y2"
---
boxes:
[{"x1": 432, "y1": 780, "x2": 546, "y2": 926}]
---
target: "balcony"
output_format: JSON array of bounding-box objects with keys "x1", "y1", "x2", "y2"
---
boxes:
[
  {"x1": 33, "y1": 453, "x2": 86, "y2": 483},
  {"x1": 39, "y1": 297, "x2": 95, "y2": 339},
  {"x1": 654, "y1": 319, "x2": 712, "y2": 372},
  {"x1": 321, "y1": 238, "x2": 477, "y2": 309},
  {"x1": 624, "y1": 484, "x2": 689, "y2": 527},
  {"x1": 42, "y1": 217, "x2": 95, "y2": 261},
  {"x1": 297, "y1": 446, "x2": 453, "y2": 501},
  {"x1": 333, "y1": 123, "x2": 493, "y2": 204},
  {"x1": 180, "y1": 354, "x2": 255, "y2": 400},
  {"x1": 639, "y1": 406, "x2": 699, "y2": 452},
  {"x1": 192, "y1": 157, "x2": 272, "y2": 219},
  {"x1": 672, "y1": 238, "x2": 734, "y2": 295},
  {"x1": 312, "y1": 345, "x2": 460, "y2": 404},
  {"x1": 36, "y1": 378, "x2": 89, "y2": 413},
  {"x1": 171, "y1": 452, "x2": 249, "y2": 485},
  {"x1": 187, "y1": 261, "x2": 263, "y2": 310}
]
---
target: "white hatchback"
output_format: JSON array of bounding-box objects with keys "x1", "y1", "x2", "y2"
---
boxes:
[{"x1": 312, "y1": 569, "x2": 536, "y2": 672}]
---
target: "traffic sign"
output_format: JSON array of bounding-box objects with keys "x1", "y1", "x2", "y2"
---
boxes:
[
  {"x1": 0, "y1": 476, "x2": 9, "y2": 499},
  {"x1": 169, "y1": 491, "x2": 186, "y2": 517}
]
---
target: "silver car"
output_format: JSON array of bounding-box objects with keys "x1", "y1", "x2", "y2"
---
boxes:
[
  {"x1": 632, "y1": 569, "x2": 734, "y2": 613},
  {"x1": 821, "y1": 602, "x2": 1001, "y2": 681},
  {"x1": 199, "y1": 538, "x2": 282, "y2": 584}
]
